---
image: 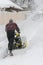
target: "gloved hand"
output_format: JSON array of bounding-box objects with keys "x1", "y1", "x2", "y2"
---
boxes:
[{"x1": 18, "y1": 31, "x2": 20, "y2": 34}]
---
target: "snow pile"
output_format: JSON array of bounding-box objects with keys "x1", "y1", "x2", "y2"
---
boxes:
[
  {"x1": 0, "y1": 25, "x2": 8, "y2": 59},
  {"x1": 0, "y1": 0, "x2": 22, "y2": 10},
  {"x1": 34, "y1": 0, "x2": 43, "y2": 10}
]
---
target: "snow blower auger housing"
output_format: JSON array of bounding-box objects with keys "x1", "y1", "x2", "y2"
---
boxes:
[{"x1": 12, "y1": 33, "x2": 28, "y2": 49}]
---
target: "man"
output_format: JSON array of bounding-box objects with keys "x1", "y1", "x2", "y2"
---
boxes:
[{"x1": 5, "y1": 19, "x2": 20, "y2": 56}]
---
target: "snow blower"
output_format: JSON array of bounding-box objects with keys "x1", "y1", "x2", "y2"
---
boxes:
[{"x1": 13, "y1": 33, "x2": 28, "y2": 49}]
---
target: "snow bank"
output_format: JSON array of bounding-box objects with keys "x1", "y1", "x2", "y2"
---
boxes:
[
  {"x1": 0, "y1": 25, "x2": 8, "y2": 59},
  {"x1": 0, "y1": 0, "x2": 22, "y2": 10},
  {"x1": 34, "y1": 0, "x2": 43, "y2": 10}
]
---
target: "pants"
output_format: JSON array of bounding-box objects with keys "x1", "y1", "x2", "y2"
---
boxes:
[{"x1": 7, "y1": 30, "x2": 14, "y2": 51}]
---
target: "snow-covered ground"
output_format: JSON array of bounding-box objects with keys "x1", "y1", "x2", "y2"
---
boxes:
[{"x1": 0, "y1": 10, "x2": 43, "y2": 65}]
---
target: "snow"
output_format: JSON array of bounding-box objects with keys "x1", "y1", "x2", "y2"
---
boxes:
[
  {"x1": 34, "y1": 0, "x2": 43, "y2": 10},
  {"x1": 0, "y1": 0, "x2": 23, "y2": 10},
  {"x1": 0, "y1": 10, "x2": 43, "y2": 65},
  {"x1": 0, "y1": 0, "x2": 43, "y2": 65}
]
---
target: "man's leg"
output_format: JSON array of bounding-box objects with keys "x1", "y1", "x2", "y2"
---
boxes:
[
  {"x1": 9, "y1": 39, "x2": 14, "y2": 56},
  {"x1": 7, "y1": 30, "x2": 14, "y2": 56}
]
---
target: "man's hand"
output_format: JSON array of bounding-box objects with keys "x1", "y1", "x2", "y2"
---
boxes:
[{"x1": 18, "y1": 31, "x2": 20, "y2": 34}]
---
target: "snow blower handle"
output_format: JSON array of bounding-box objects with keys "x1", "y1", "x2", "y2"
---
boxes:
[
  {"x1": 17, "y1": 30, "x2": 20, "y2": 33},
  {"x1": 18, "y1": 31, "x2": 20, "y2": 34}
]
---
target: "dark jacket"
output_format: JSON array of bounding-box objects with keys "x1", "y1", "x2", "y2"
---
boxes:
[{"x1": 6, "y1": 22, "x2": 20, "y2": 33}]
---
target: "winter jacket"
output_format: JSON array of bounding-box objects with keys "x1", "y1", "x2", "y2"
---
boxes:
[{"x1": 6, "y1": 22, "x2": 20, "y2": 33}]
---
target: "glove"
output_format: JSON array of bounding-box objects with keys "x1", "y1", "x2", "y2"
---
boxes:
[{"x1": 18, "y1": 31, "x2": 20, "y2": 33}]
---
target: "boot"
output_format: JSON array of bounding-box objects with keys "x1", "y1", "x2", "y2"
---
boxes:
[{"x1": 10, "y1": 50, "x2": 13, "y2": 56}]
